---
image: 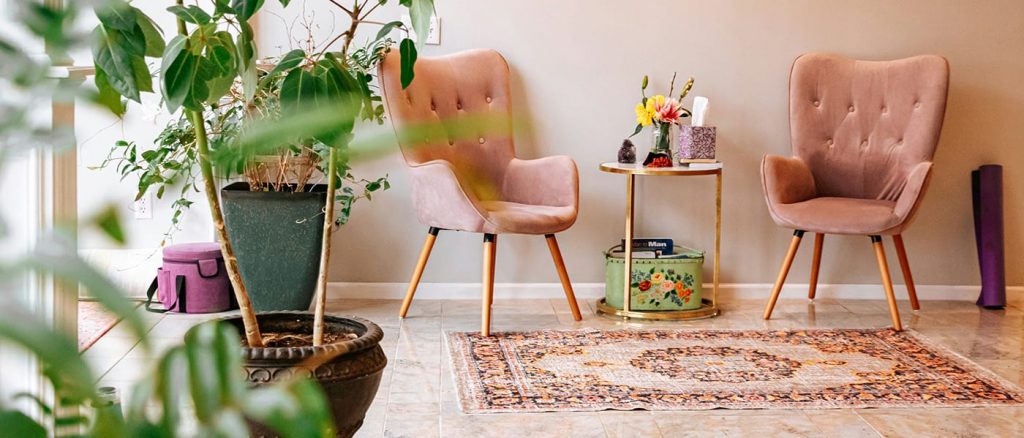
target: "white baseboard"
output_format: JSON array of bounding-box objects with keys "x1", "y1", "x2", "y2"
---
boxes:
[{"x1": 328, "y1": 282, "x2": 1023, "y2": 302}]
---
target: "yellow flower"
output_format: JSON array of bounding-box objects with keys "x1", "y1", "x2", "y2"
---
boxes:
[
  {"x1": 635, "y1": 103, "x2": 653, "y2": 126},
  {"x1": 651, "y1": 272, "x2": 665, "y2": 283}
]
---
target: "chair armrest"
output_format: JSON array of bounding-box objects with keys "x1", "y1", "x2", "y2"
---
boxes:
[
  {"x1": 407, "y1": 160, "x2": 488, "y2": 229},
  {"x1": 761, "y1": 155, "x2": 816, "y2": 206},
  {"x1": 502, "y1": 156, "x2": 579, "y2": 208},
  {"x1": 894, "y1": 161, "x2": 933, "y2": 220}
]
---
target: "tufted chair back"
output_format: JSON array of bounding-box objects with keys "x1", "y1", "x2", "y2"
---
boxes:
[
  {"x1": 789, "y1": 53, "x2": 949, "y2": 200},
  {"x1": 379, "y1": 49, "x2": 516, "y2": 193}
]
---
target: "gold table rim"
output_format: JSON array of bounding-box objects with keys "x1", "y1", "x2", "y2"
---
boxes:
[{"x1": 599, "y1": 162, "x2": 722, "y2": 176}]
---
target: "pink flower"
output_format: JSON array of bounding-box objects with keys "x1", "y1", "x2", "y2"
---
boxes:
[{"x1": 652, "y1": 96, "x2": 684, "y2": 124}]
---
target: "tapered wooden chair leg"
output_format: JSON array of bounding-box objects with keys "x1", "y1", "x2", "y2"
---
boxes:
[
  {"x1": 764, "y1": 230, "x2": 805, "y2": 320},
  {"x1": 545, "y1": 234, "x2": 583, "y2": 321},
  {"x1": 400, "y1": 227, "x2": 440, "y2": 318},
  {"x1": 808, "y1": 233, "x2": 825, "y2": 301},
  {"x1": 871, "y1": 236, "x2": 903, "y2": 331},
  {"x1": 481, "y1": 234, "x2": 497, "y2": 336},
  {"x1": 892, "y1": 234, "x2": 921, "y2": 311}
]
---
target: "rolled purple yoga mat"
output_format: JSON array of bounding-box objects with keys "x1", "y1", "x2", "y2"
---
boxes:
[{"x1": 972, "y1": 165, "x2": 1006, "y2": 308}]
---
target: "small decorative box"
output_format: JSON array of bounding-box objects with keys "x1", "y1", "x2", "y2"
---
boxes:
[{"x1": 678, "y1": 125, "x2": 716, "y2": 163}]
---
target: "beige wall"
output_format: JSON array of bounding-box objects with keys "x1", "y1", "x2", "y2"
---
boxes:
[
  {"x1": 320, "y1": 0, "x2": 1023, "y2": 288},
  {"x1": 79, "y1": 1, "x2": 1021, "y2": 289}
]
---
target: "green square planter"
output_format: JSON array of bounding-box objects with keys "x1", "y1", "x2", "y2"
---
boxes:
[{"x1": 221, "y1": 182, "x2": 327, "y2": 311}]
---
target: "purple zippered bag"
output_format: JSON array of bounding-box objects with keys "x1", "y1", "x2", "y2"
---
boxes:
[{"x1": 145, "y1": 242, "x2": 235, "y2": 313}]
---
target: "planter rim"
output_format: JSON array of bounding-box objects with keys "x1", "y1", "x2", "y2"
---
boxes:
[
  {"x1": 218, "y1": 311, "x2": 384, "y2": 361},
  {"x1": 221, "y1": 182, "x2": 328, "y2": 198}
]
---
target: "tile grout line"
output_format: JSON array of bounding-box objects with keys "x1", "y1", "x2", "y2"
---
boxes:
[
  {"x1": 94, "y1": 311, "x2": 165, "y2": 383},
  {"x1": 851, "y1": 410, "x2": 887, "y2": 437}
]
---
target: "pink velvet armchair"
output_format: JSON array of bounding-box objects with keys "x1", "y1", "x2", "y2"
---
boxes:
[
  {"x1": 761, "y1": 53, "x2": 949, "y2": 331},
  {"x1": 379, "y1": 49, "x2": 583, "y2": 335}
]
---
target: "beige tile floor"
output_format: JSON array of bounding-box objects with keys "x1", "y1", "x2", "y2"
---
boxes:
[{"x1": 84, "y1": 294, "x2": 1024, "y2": 437}]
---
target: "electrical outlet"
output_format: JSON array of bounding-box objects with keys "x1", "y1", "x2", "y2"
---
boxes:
[
  {"x1": 134, "y1": 191, "x2": 153, "y2": 219},
  {"x1": 401, "y1": 14, "x2": 441, "y2": 45}
]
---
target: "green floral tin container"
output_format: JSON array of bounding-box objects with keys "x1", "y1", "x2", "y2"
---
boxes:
[{"x1": 604, "y1": 245, "x2": 703, "y2": 310}]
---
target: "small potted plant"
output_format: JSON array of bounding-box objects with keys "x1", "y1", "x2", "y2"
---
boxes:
[
  {"x1": 629, "y1": 74, "x2": 695, "y2": 167},
  {"x1": 89, "y1": 0, "x2": 434, "y2": 434}
]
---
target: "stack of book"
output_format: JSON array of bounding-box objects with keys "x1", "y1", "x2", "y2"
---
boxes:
[{"x1": 615, "y1": 238, "x2": 674, "y2": 258}]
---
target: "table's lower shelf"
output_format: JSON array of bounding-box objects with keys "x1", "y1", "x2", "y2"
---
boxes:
[{"x1": 595, "y1": 298, "x2": 720, "y2": 320}]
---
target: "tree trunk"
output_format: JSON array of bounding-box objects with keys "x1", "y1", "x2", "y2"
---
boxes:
[
  {"x1": 189, "y1": 110, "x2": 264, "y2": 347},
  {"x1": 312, "y1": 148, "x2": 338, "y2": 346}
]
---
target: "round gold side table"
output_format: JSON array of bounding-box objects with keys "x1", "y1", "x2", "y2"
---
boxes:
[{"x1": 597, "y1": 162, "x2": 722, "y2": 320}]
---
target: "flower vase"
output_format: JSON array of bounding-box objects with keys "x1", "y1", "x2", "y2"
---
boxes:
[{"x1": 643, "y1": 123, "x2": 674, "y2": 167}]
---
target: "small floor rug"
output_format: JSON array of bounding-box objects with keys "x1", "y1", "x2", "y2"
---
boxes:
[
  {"x1": 447, "y1": 328, "x2": 1024, "y2": 413},
  {"x1": 78, "y1": 301, "x2": 140, "y2": 351}
]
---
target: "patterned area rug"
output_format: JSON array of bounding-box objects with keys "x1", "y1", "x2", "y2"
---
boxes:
[
  {"x1": 78, "y1": 301, "x2": 139, "y2": 351},
  {"x1": 447, "y1": 328, "x2": 1024, "y2": 413}
]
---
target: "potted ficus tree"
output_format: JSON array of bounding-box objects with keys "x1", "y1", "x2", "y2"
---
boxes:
[{"x1": 90, "y1": 0, "x2": 433, "y2": 434}]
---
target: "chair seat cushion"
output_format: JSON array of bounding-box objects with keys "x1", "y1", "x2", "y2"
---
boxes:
[
  {"x1": 770, "y1": 197, "x2": 901, "y2": 235},
  {"x1": 478, "y1": 201, "x2": 577, "y2": 235}
]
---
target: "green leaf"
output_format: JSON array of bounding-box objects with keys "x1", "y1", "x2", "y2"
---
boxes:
[
  {"x1": 155, "y1": 346, "x2": 188, "y2": 429},
  {"x1": 280, "y1": 68, "x2": 322, "y2": 113},
  {"x1": 92, "y1": 205, "x2": 125, "y2": 244},
  {"x1": 406, "y1": 0, "x2": 434, "y2": 49},
  {"x1": 209, "y1": 43, "x2": 235, "y2": 77},
  {"x1": 206, "y1": 75, "x2": 235, "y2": 104},
  {"x1": 236, "y1": 20, "x2": 257, "y2": 102},
  {"x1": 135, "y1": 10, "x2": 165, "y2": 57},
  {"x1": 96, "y1": 3, "x2": 138, "y2": 31},
  {"x1": 131, "y1": 55, "x2": 153, "y2": 93},
  {"x1": 260, "y1": 48, "x2": 305, "y2": 88},
  {"x1": 375, "y1": 20, "x2": 403, "y2": 41},
  {"x1": 0, "y1": 409, "x2": 46, "y2": 438},
  {"x1": 161, "y1": 36, "x2": 192, "y2": 113},
  {"x1": 630, "y1": 123, "x2": 643, "y2": 138},
  {"x1": 16, "y1": 236, "x2": 150, "y2": 349},
  {"x1": 215, "y1": 0, "x2": 233, "y2": 14},
  {"x1": 166, "y1": 5, "x2": 211, "y2": 25},
  {"x1": 243, "y1": 379, "x2": 334, "y2": 438},
  {"x1": 398, "y1": 38, "x2": 417, "y2": 89},
  {"x1": 0, "y1": 309, "x2": 95, "y2": 401},
  {"x1": 92, "y1": 26, "x2": 146, "y2": 101},
  {"x1": 162, "y1": 44, "x2": 212, "y2": 112},
  {"x1": 92, "y1": 67, "x2": 127, "y2": 116},
  {"x1": 184, "y1": 324, "x2": 219, "y2": 422},
  {"x1": 231, "y1": 0, "x2": 265, "y2": 20}
]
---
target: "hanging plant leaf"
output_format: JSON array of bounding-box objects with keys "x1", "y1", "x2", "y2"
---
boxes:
[
  {"x1": 135, "y1": 11, "x2": 165, "y2": 57},
  {"x1": 259, "y1": 48, "x2": 305, "y2": 89},
  {"x1": 236, "y1": 20, "x2": 257, "y2": 102},
  {"x1": 375, "y1": 20, "x2": 403, "y2": 42},
  {"x1": 280, "y1": 68, "x2": 321, "y2": 112},
  {"x1": 406, "y1": 0, "x2": 434, "y2": 49},
  {"x1": 92, "y1": 25, "x2": 146, "y2": 101},
  {"x1": 231, "y1": 0, "x2": 265, "y2": 20},
  {"x1": 160, "y1": 35, "x2": 188, "y2": 112},
  {"x1": 166, "y1": 5, "x2": 211, "y2": 25},
  {"x1": 398, "y1": 38, "x2": 417, "y2": 89},
  {"x1": 96, "y1": 3, "x2": 138, "y2": 31},
  {"x1": 92, "y1": 67, "x2": 127, "y2": 116}
]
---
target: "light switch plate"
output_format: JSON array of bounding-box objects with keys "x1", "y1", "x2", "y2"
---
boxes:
[{"x1": 401, "y1": 14, "x2": 441, "y2": 45}]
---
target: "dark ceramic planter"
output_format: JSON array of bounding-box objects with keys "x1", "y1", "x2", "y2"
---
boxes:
[
  {"x1": 223, "y1": 312, "x2": 386, "y2": 438},
  {"x1": 221, "y1": 183, "x2": 327, "y2": 311}
]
